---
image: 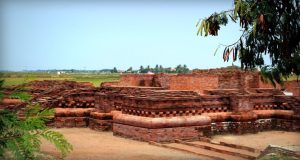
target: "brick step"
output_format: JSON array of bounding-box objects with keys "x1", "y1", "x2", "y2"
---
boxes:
[
  {"x1": 154, "y1": 142, "x2": 246, "y2": 160},
  {"x1": 148, "y1": 141, "x2": 220, "y2": 160},
  {"x1": 198, "y1": 137, "x2": 261, "y2": 153},
  {"x1": 177, "y1": 140, "x2": 258, "y2": 160}
]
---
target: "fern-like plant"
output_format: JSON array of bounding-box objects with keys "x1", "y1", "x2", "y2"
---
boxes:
[
  {"x1": 0, "y1": 80, "x2": 73, "y2": 159},
  {"x1": 0, "y1": 104, "x2": 73, "y2": 159}
]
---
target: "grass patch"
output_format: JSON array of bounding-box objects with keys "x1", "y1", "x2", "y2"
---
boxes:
[
  {"x1": 0, "y1": 72, "x2": 120, "y2": 87},
  {"x1": 10, "y1": 92, "x2": 32, "y2": 102}
]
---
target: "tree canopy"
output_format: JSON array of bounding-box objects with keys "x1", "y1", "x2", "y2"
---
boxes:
[
  {"x1": 197, "y1": 0, "x2": 300, "y2": 82},
  {"x1": 138, "y1": 64, "x2": 190, "y2": 73}
]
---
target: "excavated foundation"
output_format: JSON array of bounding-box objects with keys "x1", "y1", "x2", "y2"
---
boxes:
[{"x1": 3, "y1": 68, "x2": 299, "y2": 142}]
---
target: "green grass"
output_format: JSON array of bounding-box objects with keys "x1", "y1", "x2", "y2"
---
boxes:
[
  {"x1": 10, "y1": 92, "x2": 32, "y2": 102},
  {"x1": 1, "y1": 72, "x2": 296, "y2": 87},
  {"x1": 0, "y1": 72, "x2": 120, "y2": 87},
  {"x1": 287, "y1": 75, "x2": 299, "y2": 81}
]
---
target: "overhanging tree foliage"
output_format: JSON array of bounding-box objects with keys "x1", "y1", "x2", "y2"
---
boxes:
[{"x1": 197, "y1": 0, "x2": 300, "y2": 83}]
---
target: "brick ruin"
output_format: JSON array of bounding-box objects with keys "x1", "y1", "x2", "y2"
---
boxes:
[
  {"x1": 96, "y1": 69, "x2": 300, "y2": 142},
  {"x1": 1, "y1": 68, "x2": 300, "y2": 142}
]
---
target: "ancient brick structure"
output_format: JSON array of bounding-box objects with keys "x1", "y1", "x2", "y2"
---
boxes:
[
  {"x1": 284, "y1": 81, "x2": 300, "y2": 96},
  {"x1": 96, "y1": 68, "x2": 300, "y2": 142},
  {"x1": 2, "y1": 68, "x2": 299, "y2": 142},
  {"x1": 1, "y1": 80, "x2": 98, "y2": 127},
  {"x1": 118, "y1": 69, "x2": 261, "y2": 94}
]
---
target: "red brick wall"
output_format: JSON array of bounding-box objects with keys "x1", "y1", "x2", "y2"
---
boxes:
[
  {"x1": 166, "y1": 74, "x2": 219, "y2": 94},
  {"x1": 259, "y1": 79, "x2": 300, "y2": 96},
  {"x1": 113, "y1": 123, "x2": 202, "y2": 142},
  {"x1": 217, "y1": 73, "x2": 241, "y2": 89},
  {"x1": 284, "y1": 81, "x2": 300, "y2": 96},
  {"x1": 118, "y1": 73, "x2": 220, "y2": 94},
  {"x1": 243, "y1": 74, "x2": 260, "y2": 89},
  {"x1": 117, "y1": 69, "x2": 295, "y2": 94},
  {"x1": 258, "y1": 77, "x2": 278, "y2": 89},
  {"x1": 119, "y1": 74, "x2": 154, "y2": 86}
]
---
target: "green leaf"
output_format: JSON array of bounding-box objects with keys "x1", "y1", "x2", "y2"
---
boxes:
[
  {"x1": 223, "y1": 47, "x2": 227, "y2": 61},
  {"x1": 200, "y1": 20, "x2": 205, "y2": 36},
  {"x1": 214, "y1": 45, "x2": 221, "y2": 56},
  {"x1": 205, "y1": 22, "x2": 210, "y2": 36},
  {"x1": 10, "y1": 92, "x2": 31, "y2": 102},
  {"x1": 252, "y1": 21, "x2": 257, "y2": 37},
  {"x1": 197, "y1": 20, "x2": 204, "y2": 36},
  {"x1": 0, "y1": 80, "x2": 4, "y2": 89},
  {"x1": 234, "y1": 0, "x2": 241, "y2": 18},
  {"x1": 0, "y1": 104, "x2": 72, "y2": 159},
  {"x1": 202, "y1": 21, "x2": 206, "y2": 36},
  {"x1": 41, "y1": 130, "x2": 73, "y2": 158},
  {"x1": 0, "y1": 93, "x2": 3, "y2": 101}
]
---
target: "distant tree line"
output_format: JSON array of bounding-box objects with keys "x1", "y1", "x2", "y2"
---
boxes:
[
  {"x1": 116, "y1": 64, "x2": 190, "y2": 74},
  {"x1": 16, "y1": 65, "x2": 190, "y2": 74}
]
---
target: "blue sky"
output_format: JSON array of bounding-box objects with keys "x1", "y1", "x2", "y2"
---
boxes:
[{"x1": 0, "y1": 0, "x2": 244, "y2": 71}]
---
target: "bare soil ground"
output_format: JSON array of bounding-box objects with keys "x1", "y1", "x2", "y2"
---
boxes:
[
  {"x1": 212, "y1": 131, "x2": 300, "y2": 151},
  {"x1": 40, "y1": 128, "x2": 202, "y2": 160},
  {"x1": 41, "y1": 129, "x2": 300, "y2": 160}
]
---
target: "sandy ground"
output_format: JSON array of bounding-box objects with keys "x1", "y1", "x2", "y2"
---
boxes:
[
  {"x1": 40, "y1": 128, "x2": 202, "y2": 160},
  {"x1": 41, "y1": 128, "x2": 300, "y2": 160},
  {"x1": 212, "y1": 131, "x2": 300, "y2": 151}
]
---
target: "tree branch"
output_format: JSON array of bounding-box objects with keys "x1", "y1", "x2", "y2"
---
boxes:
[{"x1": 219, "y1": 30, "x2": 247, "y2": 47}]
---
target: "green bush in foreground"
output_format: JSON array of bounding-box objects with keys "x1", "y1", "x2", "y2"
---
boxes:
[
  {"x1": 0, "y1": 80, "x2": 72, "y2": 159},
  {"x1": 0, "y1": 104, "x2": 73, "y2": 160}
]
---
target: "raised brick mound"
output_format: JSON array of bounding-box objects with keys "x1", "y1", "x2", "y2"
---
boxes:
[{"x1": 2, "y1": 80, "x2": 99, "y2": 127}]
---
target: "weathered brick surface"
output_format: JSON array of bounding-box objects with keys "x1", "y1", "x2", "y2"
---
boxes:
[
  {"x1": 89, "y1": 119, "x2": 113, "y2": 131},
  {"x1": 285, "y1": 81, "x2": 300, "y2": 96},
  {"x1": 259, "y1": 79, "x2": 300, "y2": 96},
  {"x1": 90, "y1": 69, "x2": 300, "y2": 141},
  {"x1": 156, "y1": 74, "x2": 219, "y2": 94},
  {"x1": 54, "y1": 117, "x2": 89, "y2": 128},
  {"x1": 230, "y1": 95, "x2": 254, "y2": 112},
  {"x1": 119, "y1": 74, "x2": 154, "y2": 87},
  {"x1": 55, "y1": 108, "x2": 95, "y2": 117},
  {"x1": 113, "y1": 123, "x2": 203, "y2": 142},
  {"x1": 115, "y1": 68, "x2": 264, "y2": 94},
  {"x1": 211, "y1": 118, "x2": 299, "y2": 135},
  {"x1": 88, "y1": 111, "x2": 113, "y2": 131}
]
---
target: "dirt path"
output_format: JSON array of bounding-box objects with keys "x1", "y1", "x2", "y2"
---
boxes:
[{"x1": 41, "y1": 128, "x2": 202, "y2": 160}]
